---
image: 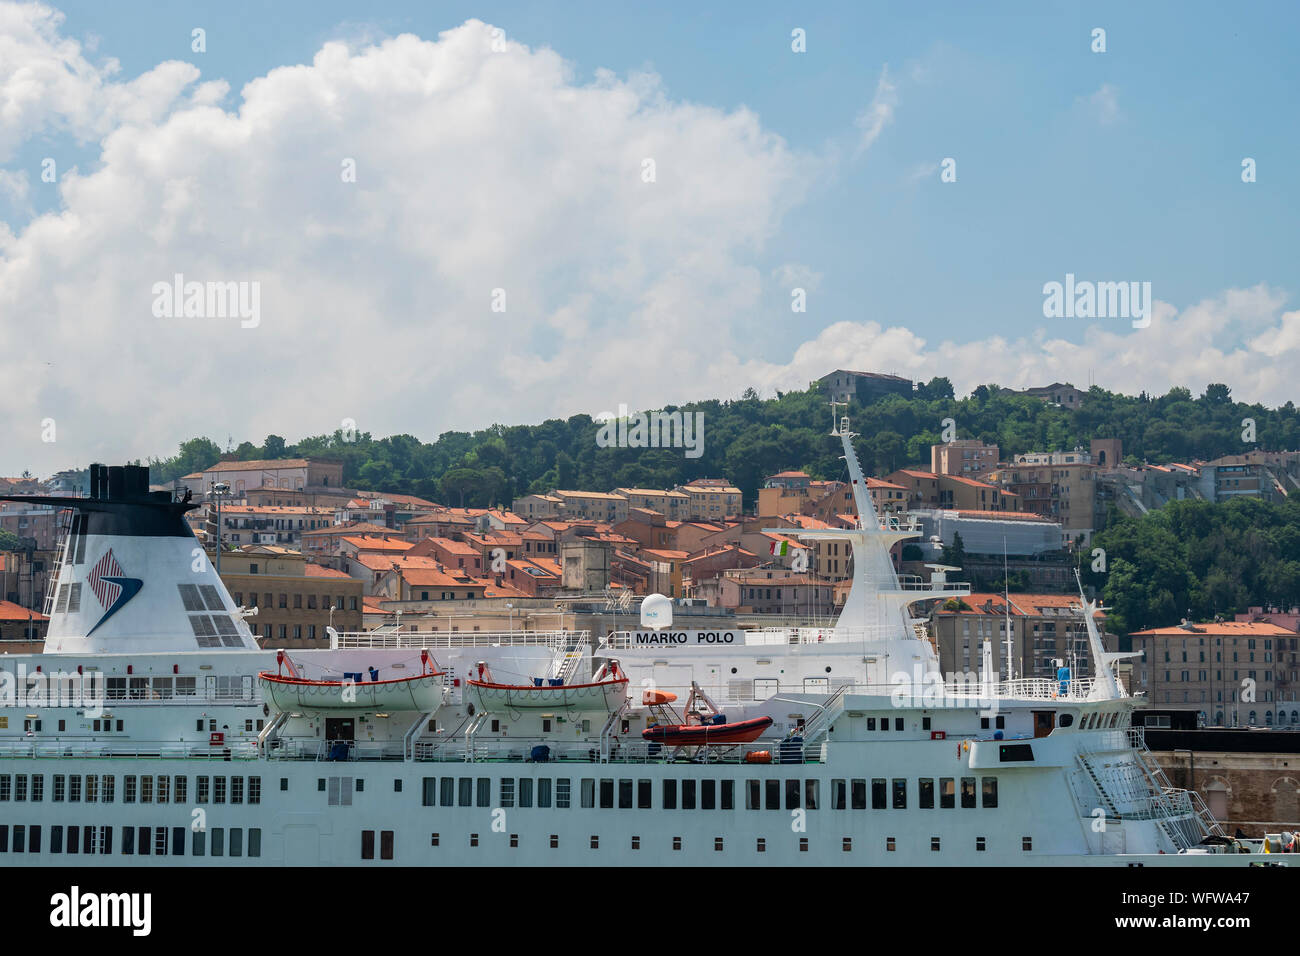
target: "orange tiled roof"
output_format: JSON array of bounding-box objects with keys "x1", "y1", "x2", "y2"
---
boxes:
[
  {"x1": 0, "y1": 600, "x2": 46, "y2": 622},
  {"x1": 1131, "y1": 621, "x2": 1293, "y2": 637}
]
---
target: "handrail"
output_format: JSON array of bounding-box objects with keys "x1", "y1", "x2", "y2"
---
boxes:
[{"x1": 332, "y1": 629, "x2": 585, "y2": 649}]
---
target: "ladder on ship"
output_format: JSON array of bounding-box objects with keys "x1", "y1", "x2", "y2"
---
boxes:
[
  {"x1": 1132, "y1": 743, "x2": 1225, "y2": 840},
  {"x1": 41, "y1": 507, "x2": 75, "y2": 617},
  {"x1": 549, "y1": 637, "x2": 587, "y2": 684},
  {"x1": 798, "y1": 685, "x2": 849, "y2": 758}
]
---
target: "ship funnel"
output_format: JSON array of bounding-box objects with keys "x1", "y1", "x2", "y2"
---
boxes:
[{"x1": 0, "y1": 464, "x2": 257, "y2": 655}]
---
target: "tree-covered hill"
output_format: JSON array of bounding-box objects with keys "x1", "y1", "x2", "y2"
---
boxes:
[{"x1": 144, "y1": 379, "x2": 1299, "y2": 511}]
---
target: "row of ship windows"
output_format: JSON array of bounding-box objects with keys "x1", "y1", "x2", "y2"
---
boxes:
[
  {"x1": 0, "y1": 824, "x2": 260, "y2": 857},
  {"x1": 0, "y1": 774, "x2": 261, "y2": 805},
  {"x1": 420, "y1": 776, "x2": 1000, "y2": 810},
  {"x1": 385, "y1": 833, "x2": 1033, "y2": 856}
]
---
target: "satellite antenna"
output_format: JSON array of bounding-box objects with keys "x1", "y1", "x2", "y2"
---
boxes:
[{"x1": 640, "y1": 593, "x2": 673, "y2": 631}]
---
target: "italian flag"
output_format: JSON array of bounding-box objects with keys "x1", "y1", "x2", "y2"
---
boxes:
[{"x1": 770, "y1": 539, "x2": 789, "y2": 556}]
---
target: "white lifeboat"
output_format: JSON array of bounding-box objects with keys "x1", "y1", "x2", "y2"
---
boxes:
[
  {"x1": 467, "y1": 659, "x2": 628, "y2": 713},
  {"x1": 258, "y1": 649, "x2": 445, "y2": 714}
]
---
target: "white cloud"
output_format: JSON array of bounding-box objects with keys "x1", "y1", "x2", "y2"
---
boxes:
[
  {"x1": 1080, "y1": 82, "x2": 1120, "y2": 125},
  {"x1": 853, "y1": 66, "x2": 896, "y2": 155},
  {"x1": 0, "y1": 10, "x2": 812, "y2": 474},
  {"x1": 714, "y1": 284, "x2": 1298, "y2": 407}
]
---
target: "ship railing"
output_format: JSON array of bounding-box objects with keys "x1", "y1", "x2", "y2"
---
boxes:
[
  {"x1": 0, "y1": 739, "x2": 260, "y2": 760},
  {"x1": 331, "y1": 629, "x2": 584, "y2": 650},
  {"x1": 942, "y1": 677, "x2": 1099, "y2": 702}
]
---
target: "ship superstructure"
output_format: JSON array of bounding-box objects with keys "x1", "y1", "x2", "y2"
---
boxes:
[{"x1": 0, "y1": 441, "x2": 1279, "y2": 866}]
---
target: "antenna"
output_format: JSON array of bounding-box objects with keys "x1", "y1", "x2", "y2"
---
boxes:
[{"x1": 1003, "y1": 536, "x2": 1014, "y2": 683}]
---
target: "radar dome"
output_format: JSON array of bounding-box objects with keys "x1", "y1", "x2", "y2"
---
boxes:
[{"x1": 640, "y1": 593, "x2": 673, "y2": 630}]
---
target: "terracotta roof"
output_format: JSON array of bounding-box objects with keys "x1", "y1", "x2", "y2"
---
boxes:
[
  {"x1": 767, "y1": 471, "x2": 811, "y2": 479},
  {"x1": 402, "y1": 569, "x2": 487, "y2": 589},
  {"x1": 642, "y1": 549, "x2": 691, "y2": 560},
  {"x1": 865, "y1": 477, "x2": 906, "y2": 489},
  {"x1": 303, "y1": 564, "x2": 351, "y2": 578},
  {"x1": 1131, "y1": 621, "x2": 1293, "y2": 637},
  {"x1": 0, "y1": 600, "x2": 46, "y2": 622},
  {"x1": 949, "y1": 510, "x2": 1050, "y2": 521},
  {"x1": 340, "y1": 536, "x2": 412, "y2": 552},
  {"x1": 301, "y1": 521, "x2": 394, "y2": 537},
  {"x1": 206, "y1": 458, "x2": 316, "y2": 472}
]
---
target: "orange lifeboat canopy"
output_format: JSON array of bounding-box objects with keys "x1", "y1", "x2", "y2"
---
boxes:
[{"x1": 642, "y1": 689, "x2": 678, "y2": 705}]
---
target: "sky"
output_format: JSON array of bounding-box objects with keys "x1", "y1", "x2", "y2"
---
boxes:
[{"x1": 0, "y1": 0, "x2": 1297, "y2": 476}]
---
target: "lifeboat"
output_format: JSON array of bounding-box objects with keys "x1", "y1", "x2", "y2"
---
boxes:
[
  {"x1": 258, "y1": 649, "x2": 445, "y2": 714},
  {"x1": 642, "y1": 715, "x2": 774, "y2": 746},
  {"x1": 467, "y1": 659, "x2": 628, "y2": 712},
  {"x1": 258, "y1": 671, "x2": 445, "y2": 713}
]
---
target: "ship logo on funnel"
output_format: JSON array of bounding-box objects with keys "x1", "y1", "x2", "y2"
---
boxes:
[{"x1": 86, "y1": 548, "x2": 143, "y2": 637}]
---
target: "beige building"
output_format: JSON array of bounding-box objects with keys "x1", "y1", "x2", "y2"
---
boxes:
[
  {"x1": 551, "y1": 490, "x2": 630, "y2": 523},
  {"x1": 932, "y1": 440, "x2": 999, "y2": 477},
  {"x1": 612, "y1": 488, "x2": 691, "y2": 520},
  {"x1": 1129, "y1": 621, "x2": 1296, "y2": 727},
  {"x1": 218, "y1": 546, "x2": 363, "y2": 647},
  {"x1": 930, "y1": 593, "x2": 1111, "y2": 682},
  {"x1": 674, "y1": 480, "x2": 743, "y2": 520},
  {"x1": 182, "y1": 458, "x2": 345, "y2": 497},
  {"x1": 989, "y1": 461, "x2": 1096, "y2": 542}
]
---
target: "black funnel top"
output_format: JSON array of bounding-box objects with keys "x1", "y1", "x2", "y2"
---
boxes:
[{"x1": 1, "y1": 463, "x2": 198, "y2": 537}]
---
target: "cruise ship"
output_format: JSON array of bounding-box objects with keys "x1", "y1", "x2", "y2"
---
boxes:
[{"x1": 0, "y1": 411, "x2": 1287, "y2": 867}]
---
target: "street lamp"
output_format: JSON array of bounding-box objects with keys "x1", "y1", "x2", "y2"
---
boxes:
[
  {"x1": 210, "y1": 481, "x2": 231, "y2": 574},
  {"x1": 506, "y1": 603, "x2": 513, "y2": 634}
]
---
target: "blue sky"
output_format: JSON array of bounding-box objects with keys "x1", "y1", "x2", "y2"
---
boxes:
[
  {"x1": 31, "y1": 0, "x2": 1296, "y2": 363},
  {"x1": 1, "y1": 0, "x2": 1297, "y2": 473}
]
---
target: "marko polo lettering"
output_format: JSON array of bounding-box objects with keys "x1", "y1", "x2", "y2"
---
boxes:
[{"x1": 631, "y1": 630, "x2": 738, "y2": 646}]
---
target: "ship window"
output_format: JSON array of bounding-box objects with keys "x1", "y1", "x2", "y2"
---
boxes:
[
  {"x1": 681, "y1": 779, "x2": 696, "y2": 810},
  {"x1": 501, "y1": 778, "x2": 515, "y2": 808},
  {"x1": 548, "y1": 834, "x2": 557, "y2": 849},
  {"x1": 672, "y1": 836, "x2": 682, "y2": 851},
  {"x1": 866, "y1": 717, "x2": 876, "y2": 730},
  {"x1": 178, "y1": 584, "x2": 205, "y2": 611},
  {"x1": 1023, "y1": 836, "x2": 1032, "y2": 851},
  {"x1": 248, "y1": 777, "x2": 260, "y2": 804},
  {"x1": 508, "y1": 834, "x2": 518, "y2": 849},
  {"x1": 51, "y1": 826, "x2": 62, "y2": 854},
  {"x1": 871, "y1": 778, "x2": 886, "y2": 810},
  {"x1": 765, "y1": 779, "x2": 780, "y2": 810},
  {"x1": 892, "y1": 779, "x2": 907, "y2": 809},
  {"x1": 757, "y1": 838, "x2": 766, "y2": 852},
  {"x1": 851, "y1": 779, "x2": 867, "y2": 810},
  {"x1": 214, "y1": 777, "x2": 226, "y2": 804},
  {"x1": 940, "y1": 778, "x2": 955, "y2": 809},
  {"x1": 249, "y1": 828, "x2": 261, "y2": 858},
  {"x1": 1059, "y1": 713, "x2": 1074, "y2": 728},
  {"x1": 701, "y1": 780, "x2": 716, "y2": 810},
  {"x1": 231, "y1": 776, "x2": 243, "y2": 804},
  {"x1": 66, "y1": 582, "x2": 81, "y2": 612},
  {"x1": 980, "y1": 717, "x2": 990, "y2": 730},
  {"x1": 995, "y1": 716, "x2": 1006, "y2": 729},
  {"x1": 477, "y1": 778, "x2": 491, "y2": 807},
  {"x1": 842, "y1": 837, "x2": 852, "y2": 852},
  {"x1": 919, "y1": 778, "x2": 935, "y2": 809},
  {"x1": 721, "y1": 779, "x2": 734, "y2": 810},
  {"x1": 599, "y1": 779, "x2": 613, "y2": 809},
  {"x1": 458, "y1": 778, "x2": 473, "y2": 807},
  {"x1": 982, "y1": 777, "x2": 999, "y2": 808},
  {"x1": 589, "y1": 836, "x2": 598, "y2": 849},
  {"x1": 831, "y1": 779, "x2": 846, "y2": 809},
  {"x1": 421, "y1": 778, "x2": 436, "y2": 806},
  {"x1": 746, "y1": 779, "x2": 760, "y2": 810},
  {"x1": 617, "y1": 779, "x2": 632, "y2": 809},
  {"x1": 886, "y1": 837, "x2": 895, "y2": 852},
  {"x1": 555, "y1": 779, "x2": 570, "y2": 809},
  {"x1": 440, "y1": 777, "x2": 454, "y2": 807},
  {"x1": 99, "y1": 776, "x2": 110, "y2": 803},
  {"x1": 137, "y1": 826, "x2": 150, "y2": 856},
  {"x1": 977, "y1": 836, "x2": 986, "y2": 851},
  {"x1": 470, "y1": 834, "x2": 479, "y2": 847},
  {"x1": 931, "y1": 837, "x2": 941, "y2": 852},
  {"x1": 799, "y1": 838, "x2": 808, "y2": 852},
  {"x1": 192, "y1": 831, "x2": 205, "y2": 857},
  {"x1": 361, "y1": 830, "x2": 375, "y2": 860},
  {"x1": 539, "y1": 779, "x2": 553, "y2": 808},
  {"x1": 895, "y1": 718, "x2": 904, "y2": 731},
  {"x1": 119, "y1": 826, "x2": 130, "y2": 855},
  {"x1": 174, "y1": 776, "x2": 187, "y2": 802},
  {"x1": 922, "y1": 717, "x2": 931, "y2": 730},
  {"x1": 380, "y1": 831, "x2": 393, "y2": 860},
  {"x1": 518, "y1": 779, "x2": 533, "y2": 808},
  {"x1": 961, "y1": 777, "x2": 977, "y2": 808},
  {"x1": 581, "y1": 779, "x2": 595, "y2": 809},
  {"x1": 805, "y1": 779, "x2": 819, "y2": 809},
  {"x1": 13, "y1": 776, "x2": 25, "y2": 802},
  {"x1": 201, "y1": 585, "x2": 224, "y2": 610},
  {"x1": 714, "y1": 837, "x2": 724, "y2": 852},
  {"x1": 636, "y1": 779, "x2": 651, "y2": 809}
]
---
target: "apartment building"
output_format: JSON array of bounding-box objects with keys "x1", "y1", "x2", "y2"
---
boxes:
[
  {"x1": 218, "y1": 546, "x2": 363, "y2": 646},
  {"x1": 1129, "y1": 621, "x2": 1296, "y2": 727},
  {"x1": 181, "y1": 457, "x2": 344, "y2": 497},
  {"x1": 817, "y1": 369, "x2": 914, "y2": 404},
  {"x1": 674, "y1": 480, "x2": 743, "y2": 520},
  {"x1": 931, "y1": 440, "x2": 999, "y2": 477},
  {"x1": 611, "y1": 488, "x2": 691, "y2": 520}
]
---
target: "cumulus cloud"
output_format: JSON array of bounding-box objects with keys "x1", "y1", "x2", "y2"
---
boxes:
[
  {"x1": 0, "y1": 9, "x2": 813, "y2": 474},
  {"x1": 1080, "y1": 82, "x2": 1120, "y2": 126},
  {"x1": 715, "y1": 284, "x2": 1298, "y2": 407}
]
